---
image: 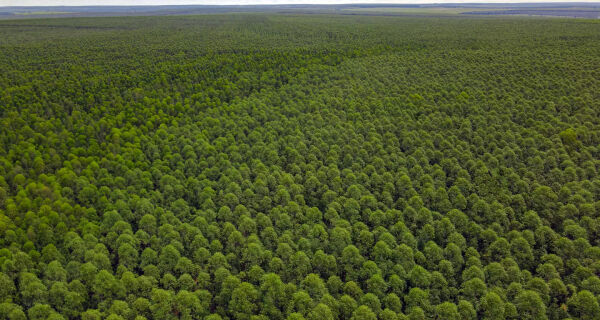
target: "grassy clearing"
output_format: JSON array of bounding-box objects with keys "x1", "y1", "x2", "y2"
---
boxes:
[{"x1": 341, "y1": 7, "x2": 504, "y2": 16}]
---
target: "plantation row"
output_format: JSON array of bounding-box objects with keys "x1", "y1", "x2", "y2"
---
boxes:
[{"x1": 0, "y1": 14, "x2": 599, "y2": 320}]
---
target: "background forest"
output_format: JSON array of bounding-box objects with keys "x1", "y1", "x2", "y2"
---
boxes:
[{"x1": 0, "y1": 13, "x2": 599, "y2": 320}]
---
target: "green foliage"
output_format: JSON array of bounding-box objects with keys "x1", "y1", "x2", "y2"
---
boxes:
[{"x1": 0, "y1": 12, "x2": 599, "y2": 320}]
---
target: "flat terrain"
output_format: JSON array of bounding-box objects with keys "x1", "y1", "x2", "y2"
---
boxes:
[
  {"x1": 1, "y1": 3, "x2": 599, "y2": 19},
  {"x1": 341, "y1": 7, "x2": 504, "y2": 16},
  {"x1": 467, "y1": 9, "x2": 600, "y2": 18},
  {"x1": 0, "y1": 11, "x2": 600, "y2": 320}
]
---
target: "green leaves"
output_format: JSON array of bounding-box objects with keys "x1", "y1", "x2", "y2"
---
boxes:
[{"x1": 0, "y1": 11, "x2": 599, "y2": 320}]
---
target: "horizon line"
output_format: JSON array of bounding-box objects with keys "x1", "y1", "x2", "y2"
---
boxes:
[{"x1": 3, "y1": 1, "x2": 600, "y2": 7}]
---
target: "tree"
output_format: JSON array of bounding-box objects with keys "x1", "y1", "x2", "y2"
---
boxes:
[
  {"x1": 150, "y1": 289, "x2": 175, "y2": 320},
  {"x1": 230, "y1": 282, "x2": 258, "y2": 320},
  {"x1": 174, "y1": 290, "x2": 206, "y2": 320},
  {"x1": 435, "y1": 302, "x2": 460, "y2": 320},
  {"x1": 350, "y1": 305, "x2": 377, "y2": 320},
  {"x1": 341, "y1": 245, "x2": 364, "y2": 281},
  {"x1": 159, "y1": 244, "x2": 181, "y2": 275},
  {"x1": 559, "y1": 128, "x2": 578, "y2": 149},
  {"x1": 0, "y1": 303, "x2": 26, "y2": 320},
  {"x1": 259, "y1": 273, "x2": 287, "y2": 319},
  {"x1": 383, "y1": 293, "x2": 403, "y2": 313},
  {"x1": 307, "y1": 303, "x2": 334, "y2": 320},
  {"x1": 480, "y1": 292, "x2": 505, "y2": 320},
  {"x1": 289, "y1": 251, "x2": 311, "y2": 282},
  {"x1": 28, "y1": 304, "x2": 62, "y2": 320},
  {"x1": 0, "y1": 272, "x2": 16, "y2": 302},
  {"x1": 514, "y1": 290, "x2": 547, "y2": 320},
  {"x1": 409, "y1": 265, "x2": 431, "y2": 289},
  {"x1": 458, "y1": 300, "x2": 476, "y2": 320},
  {"x1": 93, "y1": 270, "x2": 126, "y2": 303},
  {"x1": 405, "y1": 288, "x2": 430, "y2": 314},
  {"x1": 19, "y1": 273, "x2": 47, "y2": 308},
  {"x1": 460, "y1": 278, "x2": 487, "y2": 306},
  {"x1": 44, "y1": 260, "x2": 67, "y2": 283},
  {"x1": 567, "y1": 290, "x2": 600, "y2": 320},
  {"x1": 360, "y1": 293, "x2": 381, "y2": 315},
  {"x1": 301, "y1": 274, "x2": 327, "y2": 301}
]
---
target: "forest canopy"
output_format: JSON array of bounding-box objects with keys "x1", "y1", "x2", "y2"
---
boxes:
[{"x1": 0, "y1": 13, "x2": 599, "y2": 320}]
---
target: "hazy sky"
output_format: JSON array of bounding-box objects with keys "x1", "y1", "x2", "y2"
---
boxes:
[{"x1": 1, "y1": 0, "x2": 596, "y2": 6}]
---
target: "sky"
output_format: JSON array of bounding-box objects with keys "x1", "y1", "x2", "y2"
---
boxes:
[{"x1": 1, "y1": 0, "x2": 596, "y2": 6}]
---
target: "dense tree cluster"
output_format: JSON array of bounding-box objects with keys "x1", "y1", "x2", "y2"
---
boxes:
[{"x1": 0, "y1": 14, "x2": 599, "y2": 320}]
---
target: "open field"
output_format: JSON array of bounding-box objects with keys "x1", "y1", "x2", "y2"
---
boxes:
[
  {"x1": 13, "y1": 11, "x2": 73, "y2": 15},
  {"x1": 341, "y1": 7, "x2": 504, "y2": 16},
  {"x1": 1, "y1": 4, "x2": 599, "y2": 19},
  {"x1": 465, "y1": 9, "x2": 600, "y2": 19}
]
